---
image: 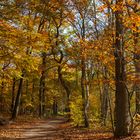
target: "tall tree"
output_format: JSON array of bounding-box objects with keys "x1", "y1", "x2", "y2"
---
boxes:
[
  {"x1": 12, "y1": 72, "x2": 24, "y2": 120},
  {"x1": 132, "y1": 0, "x2": 140, "y2": 115},
  {"x1": 114, "y1": 0, "x2": 131, "y2": 136},
  {"x1": 39, "y1": 52, "x2": 47, "y2": 118}
]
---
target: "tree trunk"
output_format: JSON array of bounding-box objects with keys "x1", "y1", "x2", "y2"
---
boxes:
[
  {"x1": 134, "y1": 37, "x2": 140, "y2": 115},
  {"x1": 114, "y1": 1, "x2": 131, "y2": 136},
  {"x1": 58, "y1": 65, "x2": 70, "y2": 113},
  {"x1": 11, "y1": 78, "x2": 16, "y2": 112},
  {"x1": 31, "y1": 80, "x2": 35, "y2": 104},
  {"x1": 25, "y1": 80, "x2": 29, "y2": 95},
  {"x1": 81, "y1": 58, "x2": 89, "y2": 128},
  {"x1": 0, "y1": 80, "x2": 4, "y2": 113},
  {"x1": 53, "y1": 99, "x2": 58, "y2": 115},
  {"x1": 39, "y1": 71, "x2": 45, "y2": 118},
  {"x1": 133, "y1": 28, "x2": 140, "y2": 114},
  {"x1": 39, "y1": 52, "x2": 46, "y2": 118},
  {"x1": 11, "y1": 73, "x2": 24, "y2": 120},
  {"x1": 101, "y1": 67, "x2": 109, "y2": 125},
  {"x1": 101, "y1": 83, "x2": 109, "y2": 125},
  {"x1": 53, "y1": 25, "x2": 71, "y2": 117},
  {"x1": 31, "y1": 80, "x2": 35, "y2": 115}
]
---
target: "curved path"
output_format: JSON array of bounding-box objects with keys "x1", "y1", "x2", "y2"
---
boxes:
[{"x1": 19, "y1": 118, "x2": 66, "y2": 140}]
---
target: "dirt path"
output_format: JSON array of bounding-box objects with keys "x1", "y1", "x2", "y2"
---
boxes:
[
  {"x1": 19, "y1": 118, "x2": 66, "y2": 140},
  {"x1": 0, "y1": 118, "x2": 139, "y2": 140},
  {"x1": 0, "y1": 117, "x2": 67, "y2": 140}
]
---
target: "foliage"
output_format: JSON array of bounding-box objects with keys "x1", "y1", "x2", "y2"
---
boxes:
[
  {"x1": 0, "y1": 0, "x2": 140, "y2": 138},
  {"x1": 70, "y1": 92, "x2": 83, "y2": 126}
]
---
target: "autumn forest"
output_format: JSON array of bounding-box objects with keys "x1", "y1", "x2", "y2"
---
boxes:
[{"x1": 0, "y1": 0, "x2": 140, "y2": 139}]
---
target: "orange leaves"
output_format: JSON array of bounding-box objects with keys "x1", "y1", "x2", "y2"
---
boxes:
[
  {"x1": 0, "y1": 20, "x2": 15, "y2": 33},
  {"x1": 123, "y1": 13, "x2": 140, "y2": 32},
  {"x1": 79, "y1": 39, "x2": 92, "y2": 57},
  {"x1": 66, "y1": 39, "x2": 93, "y2": 62}
]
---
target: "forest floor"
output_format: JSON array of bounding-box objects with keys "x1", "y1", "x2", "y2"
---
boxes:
[{"x1": 0, "y1": 116, "x2": 139, "y2": 140}]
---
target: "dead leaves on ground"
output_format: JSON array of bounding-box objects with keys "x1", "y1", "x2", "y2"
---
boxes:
[
  {"x1": 0, "y1": 117, "x2": 43, "y2": 139},
  {"x1": 0, "y1": 118, "x2": 139, "y2": 140}
]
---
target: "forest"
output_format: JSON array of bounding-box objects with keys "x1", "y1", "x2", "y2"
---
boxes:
[{"x1": 0, "y1": 0, "x2": 140, "y2": 139}]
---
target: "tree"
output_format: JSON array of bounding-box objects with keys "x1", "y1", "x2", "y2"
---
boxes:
[
  {"x1": 0, "y1": 0, "x2": 139, "y2": 138},
  {"x1": 39, "y1": 52, "x2": 47, "y2": 118},
  {"x1": 114, "y1": 0, "x2": 131, "y2": 136},
  {"x1": 12, "y1": 72, "x2": 24, "y2": 120}
]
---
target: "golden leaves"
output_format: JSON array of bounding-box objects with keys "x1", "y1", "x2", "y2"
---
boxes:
[{"x1": 123, "y1": 13, "x2": 140, "y2": 32}]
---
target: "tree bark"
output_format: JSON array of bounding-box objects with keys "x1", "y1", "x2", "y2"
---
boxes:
[
  {"x1": 133, "y1": 27, "x2": 140, "y2": 114},
  {"x1": 11, "y1": 78, "x2": 16, "y2": 112},
  {"x1": 81, "y1": 58, "x2": 89, "y2": 128},
  {"x1": 11, "y1": 73, "x2": 24, "y2": 120},
  {"x1": 101, "y1": 67, "x2": 109, "y2": 125},
  {"x1": 0, "y1": 80, "x2": 4, "y2": 113},
  {"x1": 31, "y1": 80, "x2": 35, "y2": 104},
  {"x1": 114, "y1": 0, "x2": 131, "y2": 136},
  {"x1": 101, "y1": 83, "x2": 109, "y2": 125},
  {"x1": 53, "y1": 99, "x2": 58, "y2": 115},
  {"x1": 58, "y1": 65, "x2": 71, "y2": 113},
  {"x1": 39, "y1": 52, "x2": 46, "y2": 118}
]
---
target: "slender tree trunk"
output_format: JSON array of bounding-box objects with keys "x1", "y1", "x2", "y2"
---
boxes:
[
  {"x1": 108, "y1": 92, "x2": 115, "y2": 133},
  {"x1": 25, "y1": 80, "x2": 29, "y2": 95},
  {"x1": 58, "y1": 65, "x2": 70, "y2": 113},
  {"x1": 134, "y1": 53, "x2": 140, "y2": 115},
  {"x1": 101, "y1": 67, "x2": 109, "y2": 125},
  {"x1": 114, "y1": 1, "x2": 131, "y2": 136},
  {"x1": 57, "y1": 64, "x2": 71, "y2": 121},
  {"x1": 53, "y1": 99, "x2": 58, "y2": 115},
  {"x1": 133, "y1": 28, "x2": 140, "y2": 114},
  {"x1": 101, "y1": 83, "x2": 109, "y2": 125},
  {"x1": 31, "y1": 80, "x2": 35, "y2": 114},
  {"x1": 42, "y1": 79, "x2": 45, "y2": 115},
  {"x1": 0, "y1": 80, "x2": 4, "y2": 113},
  {"x1": 39, "y1": 71, "x2": 46, "y2": 118},
  {"x1": 85, "y1": 78, "x2": 90, "y2": 126},
  {"x1": 11, "y1": 78, "x2": 16, "y2": 112},
  {"x1": 79, "y1": 15, "x2": 89, "y2": 128},
  {"x1": 31, "y1": 80, "x2": 35, "y2": 104},
  {"x1": 75, "y1": 66, "x2": 79, "y2": 87},
  {"x1": 11, "y1": 73, "x2": 24, "y2": 120},
  {"x1": 81, "y1": 58, "x2": 89, "y2": 128},
  {"x1": 39, "y1": 52, "x2": 46, "y2": 118}
]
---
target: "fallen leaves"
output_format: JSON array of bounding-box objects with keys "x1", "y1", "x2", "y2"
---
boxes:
[{"x1": 0, "y1": 117, "x2": 139, "y2": 140}]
